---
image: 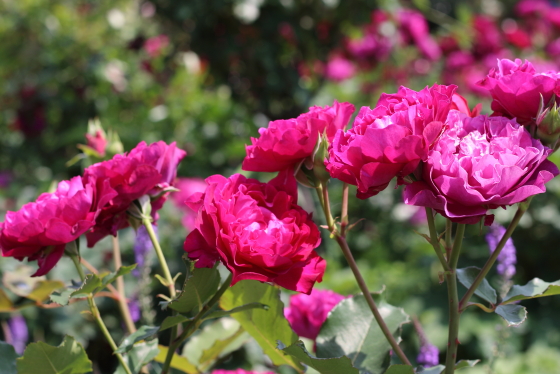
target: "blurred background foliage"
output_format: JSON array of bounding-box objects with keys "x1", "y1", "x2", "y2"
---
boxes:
[{"x1": 2, "y1": 0, "x2": 560, "y2": 373}]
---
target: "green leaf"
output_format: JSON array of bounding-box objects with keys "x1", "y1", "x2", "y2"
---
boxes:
[
  {"x1": 154, "y1": 345, "x2": 198, "y2": 374},
  {"x1": 182, "y1": 317, "x2": 249, "y2": 372},
  {"x1": 219, "y1": 280, "x2": 303, "y2": 371},
  {"x1": 16, "y1": 335, "x2": 92, "y2": 374},
  {"x1": 456, "y1": 267, "x2": 497, "y2": 304},
  {"x1": 419, "y1": 365, "x2": 444, "y2": 374},
  {"x1": 2, "y1": 266, "x2": 42, "y2": 298},
  {"x1": 114, "y1": 340, "x2": 159, "y2": 374},
  {"x1": 278, "y1": 340, "x2": 359, "y2": 374},
  {"x1": 495, "y1": 305, "x2": 527, "y2": 327},
  {"x1": 316, "y1": 294, "x2": 410, "y2": 374},
  {"x1": 70, "y1": 274, "x2": 103, "y2": 298},
  {"x1": 384, "y1": 364, "x2": 415, "y2": 374},
  {"x1": 455, "y1": 360, "x2": 480, "y2": 370},
  {"x1": 115, "y1": 325, "x2": 159, "y2": 354},
  {"x1": 502, "y1": 278, "x2": 560, "y2": 304},
  {"x1": 26, "y1": 280, "x2": 65, "y2": 302},
  {"x1": 160, "y1": 315, "x2": 192, "y2": 332},
  {"x1": 0, "y1": 341, "x2": 18, "y2": 374},
  {"x1": 101, "y1": 265, "x2": 137, "y2": 287},
  {"x1": 0, "y1": 288, "x2": 14, "y2": 312},
  {"x1": 50, "y1": 289, "x2": 74, "y2": 306},
  {"x1": 168, "y1": 266, "x2": 220, "y2": 315},
  {"x1": 202, "y1": 302, "x2": 269, "y2": 321}
]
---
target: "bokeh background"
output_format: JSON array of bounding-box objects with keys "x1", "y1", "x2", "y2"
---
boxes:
[{"x1": 2, "y1": 0, "x2": 560, "y2": 373}]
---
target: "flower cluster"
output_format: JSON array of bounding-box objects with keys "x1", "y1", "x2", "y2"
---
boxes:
[
  {"x1": 0, "y1": 141, "x2": 186, "y2": 276},
  {"x1": 183, "y1": 170, "x2": 325, "y2": 294},
  {"x1": 486, "y1": 224, "x2": 517, "y2": 280}
]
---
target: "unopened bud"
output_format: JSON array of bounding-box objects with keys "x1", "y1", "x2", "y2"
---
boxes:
[
  {"x1": 536, "y1": 101, "x2": 560, "y2": 147},
  {"x1": 312, "y1": 133, "x2": 331, "y2": 183}
]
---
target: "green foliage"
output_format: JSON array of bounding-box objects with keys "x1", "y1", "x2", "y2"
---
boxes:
[
  {"x1": 115, "y1": 325, "x2": 159, "y2": 354},
  {"x1": 278, "y1": 340, "x2": 360, "y2": 374},
  {"x1": 0, "y1": 341, "x2": 18, "y2": 374},
  {"x1": 495, "y1": 305, "x2": 528, "y2": 327},
  {"x1": 456, "y1": 267, "x2": 497, "y2": 305},
  {"x1": 167, "y1": 264, "x2": 221, "y2": 315},
  {"x1": 114, "y1": 340, "x2": 159, "y2": 374},
  {"x1": 219, "y1": 280, "x2": 303, "y2": 371},
  {"x1": 502, "y1": 278, "x2": 560, "y2": 304},
  {"x1": 316, "y1": 294, "x2": 409, "y2": 374},
  {"x1": 202, "y1": 302, "x2": 269, "y2": 321},
  {"x1": 0, "y1": 288, "x2": 14, "y2": 312},
  {"x1": 155, "y1": 345, "x2": 198, "y2": 374},
  {"x1": 16, "y1": 336, "x2": 92, "y2": 374},
  {"x1": 384, "y1": 365, "x2": 415, "y2": 374}
]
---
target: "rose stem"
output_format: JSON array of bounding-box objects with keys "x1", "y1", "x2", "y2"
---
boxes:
[
  {"x1": 316, "y1": 181, "x2": 411, "y2": 366},
  {"x1": 425, "y1": 208, "x2": 451, "y2": 271},
  {"x1": 161, "y1": 273, "x2": 234, "y2": 374},
  {"x1": 445, "y1": 219, "x2": 453, "y2": 257},
  {"x1": 340, "y1": 182, "x2": 349, "y2": 237},
  {"x1": 112, "y1": 234, "x2": 136, "y2": 334},
  {"x1": 444, "y1": 223, "x2": 465, "y2": 374},
  {"x1": 69, "y1": 253, "x2": 133, "y2": 374},
  {"x1": 459, "y1": 197, "x2": 531, "y2": 311}
]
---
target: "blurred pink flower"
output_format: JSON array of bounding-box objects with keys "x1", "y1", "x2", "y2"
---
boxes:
[
  {"x1": 85, "y1": 130, "x2": 108, "y2": 156},
  {"x1": 397, "y1": 10, "x2": 441, "y2": 61},
  {"x1": 171, "y1": 177, "x2": 207, "y2": 231},
  {"x1": 324, "y1": 55, "x2": 356, "y2": 82},
  {"x1": 144, "y1": 35, "x2": 169, "y2": 58}
]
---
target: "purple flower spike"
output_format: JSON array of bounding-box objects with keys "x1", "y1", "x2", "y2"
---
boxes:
[
  {"x1": 8, "y1": 315, "x2": 28, "y2": 354},
  {"x1": 486, "y1": 224, "x2": 517, "y2": 280},
  {"x1": 417, "y1": 344, "x2": 440, "y2": 368}
]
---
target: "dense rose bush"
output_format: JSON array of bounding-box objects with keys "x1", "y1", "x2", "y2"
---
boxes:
[
  {"x1": 285, "y1": 288, "x2": 346, "y2": 340},
  {"x1": 404, "y1": 111, "x2": 559, "y2": 224},
  {"x1": 478, "y1": 58, "x2": 560, "y2": 125},
  {"x1": 242, "y1": 101, "x2": 355, "y2": 172},
  {"x1": 83, "y1": 141, "x2": 186, "y2": 247},
  {"x1": 0, "y1": 176, "x2": 116, "y2": 275},
  {"x1": 183, "y1": 170, "x2": 325, "y2": 294},
  {"x1": 326, "y1": 84, "x2": 456, "y2": 198}
]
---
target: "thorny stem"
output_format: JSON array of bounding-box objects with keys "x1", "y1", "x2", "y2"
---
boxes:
[
  {"x1": 425, "y1": 208, "x2": 451, "y2": 272},
  {"x1": 161, "y1": 273, "x2": 233, "y2": 374},
  {"x1": 341, "y1": 182, "x2": 349, "y2": 237},
  {"x1": 315, "y1": 182, "x2": 411, "y2": 366},
  {"x1": 69, "y1": 254, "x2": 133, "y2": 374},
  {"x1": 112, "y1": 234, "x2": 137, "y2": 334},
  {"x1": 459, "y1": 198, "x2": 532, "y2": 311},
  {"x1": 444, "y1": 223, "x2": 465, "y2": 374}
]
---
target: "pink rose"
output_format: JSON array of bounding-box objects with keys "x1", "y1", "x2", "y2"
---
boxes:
[
  {"x1": 211, "y1": 370, "x2": 275, "y2": 374},
  {"x1": 285, "y1": 288, "x2": 345, "y2": 341},
  {"x1": 84, "y1": 141, "x2": 186, "y2": 247},
  {"x1": 0, "y1": 176, "x2": 117, "y2": 276},
  {"x1": 85, "y1": 130, "x2": 108, "y2": 156},
  {"x1": 183, "y1": 170, "x2": 325, "y2": 294},
  {"x1": 324, "y1": 56, "x2": 356, "y2": 82},
  {"x1": 171, "y1": 177, "x2": 207, "y2": 231},
  {"x1": 242, "y1": 101, "x2": 355, "y2": 172},
  {"x1": 477, "y1": 59, "x2": 560, "y2": 125},
  {"x1": 404, "y1": 111, "x2": 559, "y2": 224},
  {"x1": 397, "y1": 10, "x2": 441, "y2": 61},
  {"x1": 326, "y1": 84, "x2": 456, "y2": 199}
]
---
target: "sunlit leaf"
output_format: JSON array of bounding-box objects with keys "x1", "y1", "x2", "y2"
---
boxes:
[
  {"x1": 495, "y1": 305, "x2": 527, "y2": 327},
  {"x1": 154, "y1": 345, "x2": 198, "y2": 374},
  {"x1": 502, "y1": 278, "x2": 560, "y2": 304},
  {"x1": 278, "y1": 340, "x2": 359, "y2": 374},
  {"x1": 115, "y1": 325, "x2": 159, "y2": 354},
  {"x1": 456, "y1": 267, "x2": 497, "y2": 304}
]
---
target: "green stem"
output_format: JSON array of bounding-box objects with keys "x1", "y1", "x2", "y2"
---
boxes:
[
  {"x1": 112, "y1": 235, "x2": 137, "y2": 334},
  {"x1": 142, "y1": 217, "x2": 176, "y2": 298},
  {"x1": 69, "y1": 254, "x2": 133, "y2": 374},
  {"x1": 314, "y1": 185, "x2": 411, "y2": 366},
  {"x1": 459, "y1": 198, "x2": 531, "y2": 310},
  {"x1": 340, "y1": 182, "x2": 349, "y2": 237},
  {"x1": 444, "y1": 223, "x2": 465, "y2": 374},
  {"x1": 425, "y1": 208, "x2": 451, "y2": 271},
  {"x1": 445, "y1": 219, "x2": 453, "y2": 258},
  {"x1": 161, "y1": 273, "x2": 233, "y2": 374}
]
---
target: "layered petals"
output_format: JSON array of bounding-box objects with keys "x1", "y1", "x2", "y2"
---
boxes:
[{"x1": 183, "y1": 170, "x2": 325, "y2": 294}]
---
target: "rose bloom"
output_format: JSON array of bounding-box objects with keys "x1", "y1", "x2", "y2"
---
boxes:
[
  {"x1": 183, "y1": 170, "x2": 325, "y2": 294},
  {"x1": 242, "y1": 101, "x2": 355, "y2": 172},
  {"x1": 0, "y1": 176, "x2": 116, "y2": 276},
  {"x1": 84, "y1": 141, "x2": 186, "y2": 247},
  {"x1": 171, "y1": 177, "x2": 207, "y2": 231},
  {"x1": 85, "y1": 130, "x2": 108, "y2": 157},
  {"x1": 212, "y1": 370, "x2": 275, "y2": 374},
  {"x1": 326, "y1": 84, "x2": 456, "y2": 199},
  {"x1": 285, "y1": 288, "x2": 345, "y2": 341},
  {"x1": 404, "y1": 111, "x2": 559, "y2": 224},
  {"x1": 477, "y1": 59, "x2": 560, "y2": 125}
]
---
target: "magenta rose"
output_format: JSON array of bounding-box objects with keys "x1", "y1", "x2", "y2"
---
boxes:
[
  {"x1": 242, "y1": 101, "x2": 355, "y2": 172},
  {"x1": 285, "y1": 288, "x2": 346, "y2": 341},
  {"x1": 183, "y1": 170, "x2": 325, "y2": 294},
  {"x1": 171, "y1": 177, "x2": 207, "y2": 231},
  {"x1": 0, "y1": 176, "x2": 117, "y2": 276},
  {"x1": 477, "y1": 59, "x2": 560, "y2": 125},
  {"x1": 83, "y1": 141, "x2": 186, "y2": 247},
  {"x1": 404, "y1": 111, "x2": 559, "y2": 224},
  {"x1": 326, "y1": 84, "x2": 457, "y2": 199}
]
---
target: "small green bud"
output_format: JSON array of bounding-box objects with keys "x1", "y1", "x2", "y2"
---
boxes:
[
  {"x1": 536, "y1": 101, "x2": 560, "y2": 147},
  {"x1": 312, "y1": 132, "x2": 331, "y2": 183}
]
